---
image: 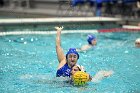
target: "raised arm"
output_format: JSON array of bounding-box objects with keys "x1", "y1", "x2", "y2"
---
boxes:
[{"x1": 55, "y1": 26, "x2": 65, "y2": 63}]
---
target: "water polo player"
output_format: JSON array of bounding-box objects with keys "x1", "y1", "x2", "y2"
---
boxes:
[
  {"x1": 135, "y1": 38, "x2": 140, "y2": 48},
  {"x1": 55, "y1": 26, "x2": 80, "y2": 77},
  {"x1": 76, "y1": 34, "x2": 97, "y2": 52},
  {"x1": 71, "y1": 65, "x2": 113, "y2": 86}
]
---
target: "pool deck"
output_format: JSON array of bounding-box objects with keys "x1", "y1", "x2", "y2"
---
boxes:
[
  {"x1": 0, "y1": 17, "x2": 122, "y2": 25},
  {"x1": 0, "y1": 17, "x2": 140, "y2": 30}
]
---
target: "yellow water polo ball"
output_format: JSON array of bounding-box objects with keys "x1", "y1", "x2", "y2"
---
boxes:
[{"x1": 72, "y1": 71, "x2": 89, "y2": 86}]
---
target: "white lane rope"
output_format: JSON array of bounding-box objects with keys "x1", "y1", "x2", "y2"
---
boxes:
[{"x1": 0, "y1": 30, "x2": 98, "y2": 36}]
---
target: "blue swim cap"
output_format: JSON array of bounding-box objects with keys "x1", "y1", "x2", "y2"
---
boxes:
[
  {"x1": 87, "y1": 35, "x2": 96, "y2": 45},
  {"x1": 66, "y1": 48, "x2": 79, "y2": 59}
]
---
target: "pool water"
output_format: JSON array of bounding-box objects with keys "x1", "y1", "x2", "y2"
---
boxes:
[{"x1": 0, "y1": 31, "x2": 140, "y2": 93}]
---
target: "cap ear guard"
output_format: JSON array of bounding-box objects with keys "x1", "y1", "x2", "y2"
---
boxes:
[
  {"x1": 77, "y1": 65, "x2": 85, "y2": 72},
  {"x1": 66, "y1": 48, "x2": 79, "y2": 59}
]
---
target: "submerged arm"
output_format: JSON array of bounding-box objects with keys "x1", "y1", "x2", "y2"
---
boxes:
[
  {"x1": 76, "y1": 45, "x2": 92, "y2": 52},
  {"x1": 91, "y1": 70, "x2": 114, "y2": 83}
]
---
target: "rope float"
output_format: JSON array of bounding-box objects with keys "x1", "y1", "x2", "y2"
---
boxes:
[
  {"x1": 0, "y1": 30, "x2": 98, "y2": 36},
  {"x1": 0, "y1": 28, "x2": 139, "y2": 36}
]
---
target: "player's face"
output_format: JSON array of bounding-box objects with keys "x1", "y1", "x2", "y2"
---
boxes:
[{"x1": 71, "y1": 65, "x2": 80, "y2": 75}]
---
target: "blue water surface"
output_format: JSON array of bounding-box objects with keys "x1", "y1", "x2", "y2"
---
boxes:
[{"x1": 0, "y1": 31, "x2": 140, "y2": 93}]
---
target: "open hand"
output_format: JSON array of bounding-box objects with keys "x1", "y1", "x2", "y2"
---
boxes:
[{"x1": 55, "y1": 26, "x2": 63, "y2": 31}]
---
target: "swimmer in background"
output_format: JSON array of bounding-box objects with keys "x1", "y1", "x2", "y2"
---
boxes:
[
  {"x1": 71, "y1": 65, "x2": 113, "y2": 84},
  {"x1": 76, "y1": 34, "x2": 97, "y2": 52},
  {"x1": 55, "y1": 26, "x2": 82, "y2": 77},
  {"x1": 135, "y1": 38, "x2": 140, "y2": 48}
]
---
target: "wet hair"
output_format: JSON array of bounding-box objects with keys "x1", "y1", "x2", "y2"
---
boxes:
[{"x1": 76, "y1": 66, "x2": 81, "y2": 71}]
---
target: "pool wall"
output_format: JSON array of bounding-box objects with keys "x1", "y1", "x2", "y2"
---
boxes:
[{"x1": 0, "y1": 17, "x2": 121, "y2": 32}]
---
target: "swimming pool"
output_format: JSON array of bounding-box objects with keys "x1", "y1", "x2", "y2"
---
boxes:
[{"x1": 0, "y1": 31, "x2": 140, "y2": 93}]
